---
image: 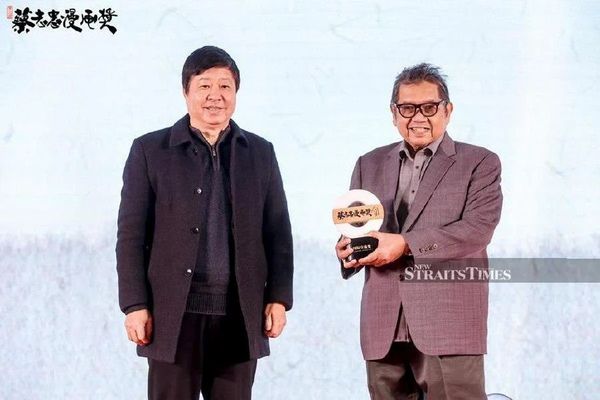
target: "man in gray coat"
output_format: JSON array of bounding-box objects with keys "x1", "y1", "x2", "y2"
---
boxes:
[
  {"x1": 335, "y1": 64, "x2": 502, "y2": 399},
  {"x1": 116, "y1": 46, "x2": 293, "y2": 400}
]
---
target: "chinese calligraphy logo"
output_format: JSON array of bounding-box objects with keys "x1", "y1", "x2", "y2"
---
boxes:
[
  {"x1": 9, "y1": 7, "x2": 118, "y2": 34},
  {"x1": 332, "y1": 204, "x2": 384, "y2": 225}
]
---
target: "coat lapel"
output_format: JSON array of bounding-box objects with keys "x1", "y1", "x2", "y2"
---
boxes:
[
  {"x1": 401, "y1": 134, "x2": 456, "y2": 233},
  {"x1": 228, "y1": 120, "x2": 252, "y2": 239},
  {"x1": 167, "y1": 114, "x2": 199, "y2": 175}
]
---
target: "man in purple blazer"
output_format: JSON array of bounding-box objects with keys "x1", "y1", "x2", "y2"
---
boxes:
[{"x1": 335, "y1": 64, "x2": 502, "y2": 399}]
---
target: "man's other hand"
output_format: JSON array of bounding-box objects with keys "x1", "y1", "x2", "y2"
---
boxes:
[
  {"x1": 264, "y1": 303, "x2": 286, "y2": 338},
  {"x1": 335, "y1": 236, "x2": 359, "y2": 269},
  {"x1": 124, "y1": 309, "x2": 153, "y2": 346}
]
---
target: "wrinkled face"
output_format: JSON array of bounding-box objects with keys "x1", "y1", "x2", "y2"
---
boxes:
[
  {"x1": 183, "y1": 67, "x2": 236, "y2": 132},
  {"x1": 391, "y1": 81, "x2": 453, "y2": 151}
]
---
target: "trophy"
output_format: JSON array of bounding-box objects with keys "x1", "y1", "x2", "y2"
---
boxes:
[{"x1": 332, "y1": 189, "x2": 384, "y2": 261}]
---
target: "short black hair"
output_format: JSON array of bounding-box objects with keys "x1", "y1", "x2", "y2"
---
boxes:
[
  {"x1": 391, "y1": 63, "x2": 449, "y2": 104},
  {"x1": 182, "y1": 46, "x2": 240, "y2": 93}
]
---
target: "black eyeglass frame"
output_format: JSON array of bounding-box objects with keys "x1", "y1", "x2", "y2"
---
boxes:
[{"x1": 392, "y1": 100, "x2": 447, "y2": 118}]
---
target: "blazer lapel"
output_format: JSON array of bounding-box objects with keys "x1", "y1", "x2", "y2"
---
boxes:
[
  {"x1": 401, "y1": 134, "x2": 456, "y2": 233},
  {"x1": 383, "y1": 144, "x2": 401, "y2": 233}
]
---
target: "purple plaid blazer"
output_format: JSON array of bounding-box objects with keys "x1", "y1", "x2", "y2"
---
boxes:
[{"x1": 343, "y1": 133, "x2": 502, "y2": 360}]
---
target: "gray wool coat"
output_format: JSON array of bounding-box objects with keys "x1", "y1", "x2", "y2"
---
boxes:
[{"x1": 116, "y1": 115, "x2": 294, "y2": 363}]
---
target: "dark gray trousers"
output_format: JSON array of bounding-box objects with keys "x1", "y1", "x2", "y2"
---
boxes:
[{"x1": 366, "y1": 342, "x2": 485, "y2": 400}]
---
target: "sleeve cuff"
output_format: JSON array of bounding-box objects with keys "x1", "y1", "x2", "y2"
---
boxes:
[{"x1": 123, "y1": 304, "x2": 148, "y2": 315}]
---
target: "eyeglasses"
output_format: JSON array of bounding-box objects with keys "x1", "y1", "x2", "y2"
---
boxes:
[{"x1": 393, "y1": 100, "x2": 446, "y2": 118}]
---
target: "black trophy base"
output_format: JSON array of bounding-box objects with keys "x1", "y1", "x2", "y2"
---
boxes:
[{"x1": 346, "y1": 237, "x2": 379, "y2": 262}]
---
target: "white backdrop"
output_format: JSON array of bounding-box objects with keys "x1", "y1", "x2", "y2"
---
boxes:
[{"x1": 1, "y1": 1, "x2": 599, "y2": 399}]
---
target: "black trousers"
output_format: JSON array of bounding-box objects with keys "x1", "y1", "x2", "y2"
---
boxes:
[
  {"x1": 366, "y1": 342, "x2": 485, "y2": 400},
  {"x1": 148, "y1": 313, "x2": 257, "y2": 400}
]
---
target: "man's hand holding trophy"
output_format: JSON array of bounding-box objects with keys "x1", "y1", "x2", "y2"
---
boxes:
[{"x1": 333, "y1": 189, "x2": 410, "y2": 268}]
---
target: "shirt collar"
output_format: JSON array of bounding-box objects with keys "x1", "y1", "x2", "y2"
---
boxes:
[
  {"x1": 399, "y1": 132, "x2": 446, "y2": 160},
  {"x1": 189, "y1": 124, "x2": 232, "y2": 147}
]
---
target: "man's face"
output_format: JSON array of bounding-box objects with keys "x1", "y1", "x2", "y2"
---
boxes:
[
  {"x1": 183, "y1": 67, "x2": 237, "y2": 131},
  {"x1": 391, "y1": 81, "x2": 453, "y2": 151}
]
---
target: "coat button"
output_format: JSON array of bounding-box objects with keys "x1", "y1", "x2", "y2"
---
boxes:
[
  {"x1": 193, "y1": 148, "x2": 199, "y2": 155},
  {"x1": 191, "y1": 227, "x2": 199, "y2": 234},
  {"x1": 195, "y1": 188, "x2": 202, "y2": 195},
  {"x1": 185, "y1": 269, "x2": 193, "y2": 277}
]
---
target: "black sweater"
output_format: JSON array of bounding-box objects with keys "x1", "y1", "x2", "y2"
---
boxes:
[{"x1": 185, "y1": 125, "x2": 234, "y2": 315}]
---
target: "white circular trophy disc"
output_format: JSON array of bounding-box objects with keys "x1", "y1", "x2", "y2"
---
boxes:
[{"x1": 333, "y1": 189, "x2": 384, "y2": 238}]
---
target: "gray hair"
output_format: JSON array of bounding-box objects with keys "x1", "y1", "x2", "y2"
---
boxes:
[{"x1": 390, "y1": 63, "x2": 450, "y2": 104}]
